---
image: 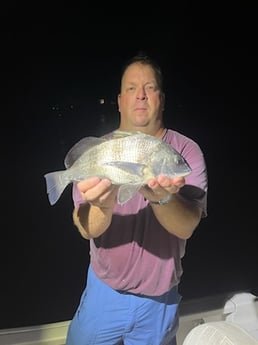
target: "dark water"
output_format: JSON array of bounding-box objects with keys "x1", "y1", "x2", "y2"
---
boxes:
[{"x1": 5, "y1": 13, "x2": 258, "y2": 328}]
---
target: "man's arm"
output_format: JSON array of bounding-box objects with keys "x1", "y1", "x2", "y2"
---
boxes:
[
  {"x1": 140, "y1": 175, "x2": 203, "y2": 240},
  {"x1": 73, "y1": 203, "x2": 113, "y2": 239},
  {"x1": 72, "y1": 177, "x2": 118, "y2": 239},
  {"x1": 72, "y1": 176, "x2": 203, "y2": 240},
  {"x1": 150, "y1": 193, "x2": 202, "y2": 239}
]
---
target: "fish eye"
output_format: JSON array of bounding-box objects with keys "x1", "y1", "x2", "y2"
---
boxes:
[
  {"x1": 173, "y1": 156, "x2": 179, "y2": 164},
  {"x1": 174, "y1": 155, "x2": 184, "y2": 164}
]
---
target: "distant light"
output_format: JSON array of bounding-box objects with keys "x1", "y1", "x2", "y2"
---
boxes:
[
  {"x1": 51, "y1": 105, "x2": 60, "y2": 111},
  {"x1": 99, "y1": 98, "x2": 105, "y2": 104}
]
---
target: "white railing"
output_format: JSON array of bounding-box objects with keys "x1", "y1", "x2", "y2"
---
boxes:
[
  {"x1": 1, "y1": 292, "x2": 257, "y2": 345},
  {"x1": 0, "y1": 320, "x2": 70, "y2": 345}
]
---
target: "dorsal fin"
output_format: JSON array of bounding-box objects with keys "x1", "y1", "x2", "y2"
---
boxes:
[
  {"x1": 112, "y1": 130, "x2": 142, "y2": 139},
  {"x1": 64, "y1": 136, "x2": 106, "y2": 168}
]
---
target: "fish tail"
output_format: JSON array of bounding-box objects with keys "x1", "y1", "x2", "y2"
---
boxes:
[{"x1": 44, "y1": 170, "x2": 68, "y2": 205}]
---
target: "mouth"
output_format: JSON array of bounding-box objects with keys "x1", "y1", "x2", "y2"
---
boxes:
[{"x1": 134, "y1": 107, "x2": 148, "y2": 112}]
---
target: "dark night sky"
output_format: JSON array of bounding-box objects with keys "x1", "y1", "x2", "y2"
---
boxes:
[{"x1": 4, "y1": 3, "x2": 258, "y2": 329}]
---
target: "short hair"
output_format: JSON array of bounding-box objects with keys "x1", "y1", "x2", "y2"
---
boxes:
[{"x1": 120, "y1": 52, "x2": 164, "y2": 93}]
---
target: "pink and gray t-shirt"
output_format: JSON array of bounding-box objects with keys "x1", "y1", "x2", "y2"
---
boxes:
[{"x1": 73, "y1": 129, "x2": 208, "y2": 296}]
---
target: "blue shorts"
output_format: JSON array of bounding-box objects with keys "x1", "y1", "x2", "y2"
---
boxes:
[{"x1": 66, "y1": 265, "x2": 181, "y2": 345}]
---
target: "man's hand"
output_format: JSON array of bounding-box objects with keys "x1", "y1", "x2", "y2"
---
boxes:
[
  {"x1": 140, "y1": 175, "x2": 186, "y2": 203},
  {"x1": 76, "y1": 177, "x2": 118, "y2": 209}
]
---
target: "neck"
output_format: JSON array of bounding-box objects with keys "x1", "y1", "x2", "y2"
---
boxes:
[
  {"x1": 118, "y1": 123, "x2": 166, "y2": 139},
  {"x1": 155, "y1": 127, "x2": 167, "y2": 139}
]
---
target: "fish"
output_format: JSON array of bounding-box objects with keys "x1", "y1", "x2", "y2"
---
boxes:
[{"x1": 44, "y1": 130, "x2": 192, "y2": 205}]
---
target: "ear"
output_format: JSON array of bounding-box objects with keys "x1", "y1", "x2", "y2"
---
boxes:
[
  {"x1": 161, "y1": 93, "x2": 165, "y2": 111},
  {"x1": 117, "y1": 94, "x2": 121, "y2": 112}
]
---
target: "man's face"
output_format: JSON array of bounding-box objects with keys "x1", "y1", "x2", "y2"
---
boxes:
[{"x1": 118, "y1": 63, "x2": 164, "y2": 130}]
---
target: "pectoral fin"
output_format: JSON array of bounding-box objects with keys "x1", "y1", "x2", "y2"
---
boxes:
[{"x1": 104, "y1": 161, "x2": 147, "y2": 177}]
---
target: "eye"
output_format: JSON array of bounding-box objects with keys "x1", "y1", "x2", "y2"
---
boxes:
[{"x1": 173, "y1": 155, "x2": 180, "y2": 164}]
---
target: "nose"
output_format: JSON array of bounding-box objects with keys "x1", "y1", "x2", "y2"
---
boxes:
[{"x1": 136, "y1": 87, "x2": 147, "y2": 100}]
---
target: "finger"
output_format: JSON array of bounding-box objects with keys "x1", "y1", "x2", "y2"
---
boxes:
[
  {"x1": 157, "y1": 175, "x2": 185, "y2": 188},
  {"x1": 83, "y1": 179, "x2": 112, "y2": 199},
  {"x1": 77, "y1": 178, "x2": 111, "y2": 193},
  {"x1": 77, "y1": 177, "x2": 101, "y2": 192},
  {"x1": 89, "y1": 185, "x2": 118, "y2": 208}
]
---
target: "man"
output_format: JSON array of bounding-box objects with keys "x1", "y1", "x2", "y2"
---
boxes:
[{"x1": 66, "y1": 54, "x2": 208, "y2": 345}]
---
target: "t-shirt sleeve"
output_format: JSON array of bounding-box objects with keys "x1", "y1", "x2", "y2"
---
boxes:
[
  {"x1": 166, "y1": 130, "x2": 208, "y2": 217},
  {"x1": 181, "y1": 141, "x2": 208, "y2": 218}
]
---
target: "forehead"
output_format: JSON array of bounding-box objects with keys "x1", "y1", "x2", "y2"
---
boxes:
[{"x1": 122, "y1": 63, "x2": 156, "y2": 83}]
